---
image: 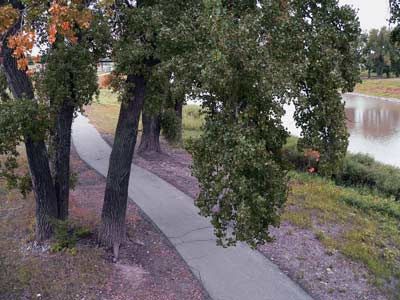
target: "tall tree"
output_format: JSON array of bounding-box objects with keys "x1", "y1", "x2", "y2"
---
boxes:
[
  {"x1": 99, "y1": 0, "x2": 198, "y2": 257},
  {"x1": 293, "y1": 0, "x2": 360, "y2": 176},
  {"x1": 360, "y1": 32, "x2": 374, "y2": 78},
  {"x1": 363, "y1": 27, "x2": 393, "y2": 77},
  {"x1": 0, "y1": 0, "x2": 58, "y2": 240},
  {"x1": 190, "y1": 0, "x2": 360, "y2": 247},
  {"x1": 0, "y1": 0, "x2": 106, "y2": 237},
  {"x1": 40, "y1": 4, "x2": 108, "y2": 220}
]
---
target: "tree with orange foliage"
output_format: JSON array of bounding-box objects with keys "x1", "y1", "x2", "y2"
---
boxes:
[{"x1": 0, "y1": 0, "x2": 109, "y2": 239}]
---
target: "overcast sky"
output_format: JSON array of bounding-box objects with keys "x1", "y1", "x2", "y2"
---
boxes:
[{"x1": 339, "y1": 0, "x2": 391, "y2": 32}]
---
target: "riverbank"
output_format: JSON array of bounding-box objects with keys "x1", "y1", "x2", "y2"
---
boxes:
[
  {"x1": 86, "y1": 90, "x2": 399, "y2": 299},
  {"x1": 354, "y1": 78, "x2": 400, "y2": 99}
]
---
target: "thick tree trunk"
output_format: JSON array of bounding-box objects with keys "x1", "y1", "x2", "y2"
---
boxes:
[
  {"x1": 2, "y1": 18, "x2": 58, "y2": 240},
  {"x1": 138, "y1": 111, "x2": 161, "y2": 154},
  {"x1": 25, "y1": 137, "x2": 59, "y2": 240},
  {"x1": 52, "y1": 101, "x2": 74, "y2": 220},
  {"x1": 174, "y1": 100, "x2": 183, "y2": 144},
  {"x1": 99, "y1": 74, "x2": 146, "y2": 257}
]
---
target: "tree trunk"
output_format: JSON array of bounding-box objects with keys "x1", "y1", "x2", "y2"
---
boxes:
[
  {"x1": 368, "y1": 68, "x2": 371, "y2": 78},
  {"x1": 99, "y1": 74, "x2": 146, "y2": 256},
  {"x1": 2, "y1": 18, "x2": 58, "y2": 241},
  {"x1": 52, "y1": 101, "x2": 74, "y2": 220},
  {"x1": 174, "y1": 100, "x2": 183, "y2": 144},
  {"x1": 138, "y1": 110, "x2": 161, "y2": 154},
  {"x1": 25, "y1": 137, "x2": 59, "y2": 240}
]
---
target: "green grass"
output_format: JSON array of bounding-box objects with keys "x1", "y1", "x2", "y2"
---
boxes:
[
  {"x1": 354, "y1": 78, "x2": 400, "y2": 99},
  {"x1": 88, "y1": 89, "x2": 204, "y2": 143},
  {"x1": 95, "y1": 89, "x2": 119, "y2": 105},
  {"x1": 182, "y1": 104, "x2": 203, "y2": 144},
  {"x1": 287, "y1": 172, "x2": 400, "y2": 296}
]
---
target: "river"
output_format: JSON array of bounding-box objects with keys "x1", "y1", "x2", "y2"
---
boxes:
[{"x1": 283, "y1": 93, "x2": 400, "y2": 167}]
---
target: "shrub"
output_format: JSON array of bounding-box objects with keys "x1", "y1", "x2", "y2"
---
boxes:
[
  {"x1": 336, "y1": 154, "x2": 400, "y2": 200},
  {"x1": 51, "y1": 220, "x2": 92, "y2": 253},
  {"x1": 282, "y1": 140, "x2": 319, "y2": 173},
  {"x1": 51, "y1": 220, "x2": 76, "y2": 251},
  {"x1": 283, "y1": 140, "x2": 400, "y2": 200}
]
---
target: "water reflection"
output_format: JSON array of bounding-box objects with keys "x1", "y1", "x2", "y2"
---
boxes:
[
  {"x1": 345, "y1": 94, "x2": 400, "y2": 140},
  {"x1": 283, "y1": 94, "x2": 400, "y2": 167}
]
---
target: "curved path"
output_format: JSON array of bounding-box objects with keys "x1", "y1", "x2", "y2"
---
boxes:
[{"x1": 72, "y1": 114, "x2": 312, "y2": 300}]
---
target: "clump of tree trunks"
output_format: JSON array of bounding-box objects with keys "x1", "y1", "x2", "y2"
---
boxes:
[{"x1": 0, "y1": 0, "x2": 108, "y2": 240}]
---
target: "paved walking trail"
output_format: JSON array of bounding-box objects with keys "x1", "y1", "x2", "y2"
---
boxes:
[{"x1": 72, "y1": 114, "x2": 312, "y2": 300}]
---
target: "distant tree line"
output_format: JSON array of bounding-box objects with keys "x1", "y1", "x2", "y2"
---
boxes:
[{"x1": 360, "y1": 27, "x2": 400, "y2": 78}]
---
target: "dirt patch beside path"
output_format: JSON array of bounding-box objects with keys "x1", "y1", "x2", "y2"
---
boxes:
[{"x1": 70, "y1": 146, "x2": 208, "y2": 300}]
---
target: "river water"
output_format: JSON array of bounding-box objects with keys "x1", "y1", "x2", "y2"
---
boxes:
[{"x1": 283, "y1": 93, "x2": 400, "y2": 167}]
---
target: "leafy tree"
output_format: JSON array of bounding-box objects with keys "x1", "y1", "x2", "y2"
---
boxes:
[
  {"x1": 293, "y1": 0, "x2": 360, "y2": 176},
  {"x1": 360, "y1": 32, "x2": 375, "y2": 78},
  {"x1": 190, "y1": 0, "x2": 360, "y2": 247},
  {"x1": 390, "y1": 0, "x2": 400, "y2": 42},
  {"x1": 0, "y1": 0, "x2": 107, "y2": 238},
  {"x1": 0, "y1": 0, "x2": 59, "y2": 240},
  {"x1": 139, "y1": 72, "x2": 189, "y2": 152},
  {"x1": 361, "y1": 27, "x2": 396, "y2": 78},
  {"x1": 99, "y1": 0, "x2": 198, "y2": 257}
]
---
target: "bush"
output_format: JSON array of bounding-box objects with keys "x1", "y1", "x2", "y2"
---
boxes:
[
  {"x1": 51, "y1": 220, "x2": 92, "y2": 253},
  {"x1": 282, "y1": 139, "x2": 319, "y2": 173},
  {"x1": 336, "y1": 154, "x2": 400, "y2": 200},
  {"x1": 283, "y1": 140, "x2": 400, "y2": 200}
]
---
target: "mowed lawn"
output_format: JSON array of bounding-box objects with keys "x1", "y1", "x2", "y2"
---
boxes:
[{"x1": 354, "y1": 78, "x2": 400, "y2": 99}]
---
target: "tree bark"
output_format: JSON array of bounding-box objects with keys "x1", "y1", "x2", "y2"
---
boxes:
[
  {"x1": 99, "y1": 74, "x2": 146, "y2": 256},
  {"x1": 2, "y1": 16, "x2": 58, "y2": 241},
  {"x1": 174, "y1": 100, "x2": 183, "y2": 144},
  {"x1": 52, "y1": 101, "x2": 74, "y2": 220},
  {"x1": 25, "y1": 137, "x2": 59, "y2": 240},
  {"x1": 138, "y1": 110, "x2": 161, "y2": 154}
]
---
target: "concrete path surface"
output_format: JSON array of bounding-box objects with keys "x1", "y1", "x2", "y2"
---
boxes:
[{"x1": 72, "y1": 114, "x2": 312, "y2": 300}]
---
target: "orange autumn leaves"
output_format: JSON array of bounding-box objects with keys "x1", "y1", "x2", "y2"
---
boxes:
[
  {"x1": 0, "y1": 4, "x2": 19, "y2": 35},
  {"x1": 1, "y1": 1, "x2": 92, "y2": 71},
  {"x1": 8, "y1": 31, "x2": 35, "y2": 70},
  {"x1": 48, "y1": 1, "x2": 92, "y2": 45}
]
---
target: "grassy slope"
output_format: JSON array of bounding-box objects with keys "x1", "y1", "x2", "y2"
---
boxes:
[
  {"x1": 287, "y1": 172, "x2": 400, "y2": 291},
  {"x1": 354, "y1": 78, "x2": 400, "y2": 99},
  {"x1": 87, "y1": 89, "x2": 400, "y2": 296}
]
